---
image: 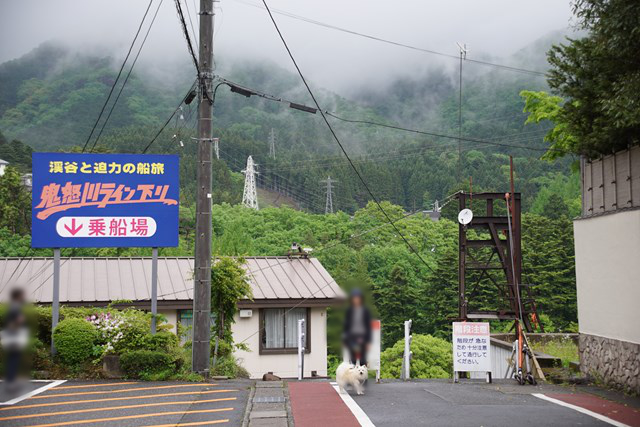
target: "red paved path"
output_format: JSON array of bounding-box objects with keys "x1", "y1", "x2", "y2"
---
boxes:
[
  {"x1": 289, "y1": 382, "x2": 360, "y2": 427},
  {"x1": 547, "y1": 393, "x2": 640, "y2": 427}
]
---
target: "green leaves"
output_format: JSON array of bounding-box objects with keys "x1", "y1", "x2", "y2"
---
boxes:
[
  {"x1": 541, "y1": 0, "x2": 640, "y2": 158},
  {"x1": 380, "y1": 334, "x2": 452, "y2": 379}
]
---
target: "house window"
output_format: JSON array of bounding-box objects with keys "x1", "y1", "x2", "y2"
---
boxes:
[
  {"x1": 260, "y1": 307, "x2": 310, "y2": 354},
  {"x1": 178, "y1": 309, "x2": 215, "y2": 344}
]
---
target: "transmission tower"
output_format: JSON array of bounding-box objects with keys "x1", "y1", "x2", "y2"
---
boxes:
[
  {"x1": 213, "y1": 138, "x2": 220, "y2": 160},
  {"x1": 242, "y1": 156, "x2": 259, "y2": 210},
  {"x1": 268, "y1": 128, "x2": 276, "y2": 160},
  {"x1": 320, "y1": 176, "x2": 337, "y2": 214}
]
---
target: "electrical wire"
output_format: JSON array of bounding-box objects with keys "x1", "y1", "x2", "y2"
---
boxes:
[
  {"x1": 182, "y1": 0, "x2": 199, "y2": 49},
  {"x1": 257, "y1": 0, "x2": 437, "y2": 275},
  {"x1": 142, "y1": 80, "x2": 197, "y2": 154},
  {"x1": 174, "y1": 0, "x2": 200, "y2": 75},
  {"x1": 89, "y1": 0, "x2": 164, "y2": 153},
  {"x1": 233, "y1": 0, "x2": 547, "y2": 77},
  {"x1": 325, "y1": 111, "x2": 567, "y2": 155},
  {"x1": 81, "y1": 0, "x2": 155, "y2": 153}
]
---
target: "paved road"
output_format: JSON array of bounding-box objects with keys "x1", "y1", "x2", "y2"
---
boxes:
[
  {"x1": 0, "y1": 380, "x2": 250, "y2": 427},
  {"x1": 350, "y1": 379, "x2": 612, "y2": 426}
]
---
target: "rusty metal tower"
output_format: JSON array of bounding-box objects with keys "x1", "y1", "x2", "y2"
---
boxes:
[{"x1": 456, "y1": 192, "x2": 538, "y2": 332}]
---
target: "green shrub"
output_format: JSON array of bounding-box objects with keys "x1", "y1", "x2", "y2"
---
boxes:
[
  {"x1": 211, "y1": 354, "x2": 250, "y2": 378},
  {"x1": 120, "y1": 350, "x2": 177, "y2": 379},
  {"x1": 112, "y1": 309, "x2": 153, "y2": 353},
  {"x1": 142, "y1": 331, "x2": 179, "y2": 352},
  {"x1": 381, "y1": 334, "x2": 452, "y2": 379},
  {"x1": 53, "y1": 318, "x2": 98, "y2": 367}
]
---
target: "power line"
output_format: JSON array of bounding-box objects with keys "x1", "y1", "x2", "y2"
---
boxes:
[
  {"x1": 182, "y1": 0, "x2": 199, "y2": 49},
  {"x1": 174, "y1": 0, "x2": 200, "y2": 75},
  {"x1": 325, "y1": 111, "x2": 566, "y2": 154},
  {"x1": 81, "y1": 0, "x2": 155, "y2": 153},
  {"x1": 258, "y1": 0, "x2": 437, "y2": 275},
  {"x1": 142, "y1": 80, "x2": 197, "y2": 154},
  {"x1": 89, "y1": 0, "x2": 164, "y2": 153},
  {"x1": 233, "y1": 0, "x2": 548, "y2": 77}
]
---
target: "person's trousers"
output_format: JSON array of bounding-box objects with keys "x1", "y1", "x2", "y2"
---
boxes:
[
  {"x1": 5, "y1": 350, "x2": 21, "y2": 383},
  {"x1": 346, "y1": 337, "x2": 368, "y2": 366}
]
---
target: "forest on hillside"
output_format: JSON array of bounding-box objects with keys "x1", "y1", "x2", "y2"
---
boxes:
[{"x1": 0, "y1": 34, "x2": 580, "y2": 215}]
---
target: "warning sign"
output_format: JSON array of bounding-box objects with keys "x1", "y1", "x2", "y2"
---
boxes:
[{"x1": 452, "y1": 322, "x2": 491, "y2": 372}]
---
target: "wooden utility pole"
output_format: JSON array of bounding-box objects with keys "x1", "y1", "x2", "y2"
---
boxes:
[{"x1": 192, "y1": 0, "x2": 215, "y2": 375}]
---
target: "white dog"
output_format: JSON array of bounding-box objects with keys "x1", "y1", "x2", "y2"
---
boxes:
[{"x1": 336, "y1": 362, "x2": 368, "y2": 395}]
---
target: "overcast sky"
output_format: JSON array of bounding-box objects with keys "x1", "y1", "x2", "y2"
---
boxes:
[{"x1": 0, "y1": 0, "x2": 574, "y2": 92}]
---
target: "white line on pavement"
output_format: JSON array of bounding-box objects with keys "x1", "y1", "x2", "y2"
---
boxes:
[
  {"x1": 0, "y1": 380, "x2": 67, "y2": 405},
  {"x1": 532, "y1": 393, "x2": 629, "y2": 427},
  {"x1": 330, "y1": 382, "x2": 375, "y2": 427}
]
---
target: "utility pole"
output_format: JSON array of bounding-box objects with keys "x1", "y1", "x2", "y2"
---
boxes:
[
  {"x1": 213, "y1": 137, "x2": 220, "y2": 160},
  {"x1": 242, "y1": 156, "x2": 259, "y2": 210},
  {"x1": 320, "y1": 176, "x2": 337, "y2": 214},
  {"x1": 456, "y1": 42, "x2": 467, "y2": 182},
  {"x1": 268, "y1": 128, "x2": 276, "y2": 160},
  {"x1": 192, "y1": 0, "x2": 215, "y2": 376}
]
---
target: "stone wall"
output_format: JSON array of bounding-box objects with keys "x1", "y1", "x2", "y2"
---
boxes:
[{"x1": 579, "y1": 333, "x2": 640, "y2": 394}]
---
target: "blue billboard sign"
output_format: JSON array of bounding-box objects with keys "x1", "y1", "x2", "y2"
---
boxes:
[{"x1": 31, "y1": 153, "x2": 180, "y2": 248}]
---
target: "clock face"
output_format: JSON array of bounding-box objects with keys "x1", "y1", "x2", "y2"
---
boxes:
[{"x1": 458, "y1": 208, "x2": 473, "y2": 225}]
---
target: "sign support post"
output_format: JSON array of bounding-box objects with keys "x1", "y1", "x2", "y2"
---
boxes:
[
  {"x1": 297, "y1": 318, "x2": 305, "y2": 380},
  {"x1": 51, "y1": 248, "x2": 61, "y2": 355},
  {"x1": 151, "y1": 247, "x2": 158, "y2": 334}
]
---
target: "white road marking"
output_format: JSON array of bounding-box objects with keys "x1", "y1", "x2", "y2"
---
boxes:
[
  {"x1": 330, "y1": 382, "x2": 376, "y2": 427},
  {"x1": 532, "y1": 393, "x2": 629, "y2": 427},
  {"x1": 0, "y1": 380, "x2": 67, "y2": 405}
]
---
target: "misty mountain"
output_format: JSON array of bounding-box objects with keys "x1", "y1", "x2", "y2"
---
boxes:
[{"x1": 0, "y1": 35, "x2": 575, "y2": 214}]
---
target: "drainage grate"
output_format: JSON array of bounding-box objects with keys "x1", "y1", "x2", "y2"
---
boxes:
[{"x1": 253, "y1": 396, "x2": 286, "y2": 403}]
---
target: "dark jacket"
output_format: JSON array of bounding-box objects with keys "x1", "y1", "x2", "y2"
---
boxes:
[{"x1": 343, "y1": 306, "x2": 372, "y2": 344}]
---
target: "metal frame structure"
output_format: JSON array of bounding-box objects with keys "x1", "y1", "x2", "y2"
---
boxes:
[{"x1": 457, "y1": 192, "x2": 537, "y2": 332}]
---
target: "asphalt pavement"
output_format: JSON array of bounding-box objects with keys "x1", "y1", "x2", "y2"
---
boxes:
[
  {"x1": 0, "y1": 380, "x2": 250, "y2": 427},
  {"x1": 350, "y1": 379, "x2": 613, "y2": 426}
]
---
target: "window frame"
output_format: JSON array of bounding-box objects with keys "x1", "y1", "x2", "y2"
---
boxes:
[{"x1": 259, "y1": 307, "x2": 311, "y2": 355}]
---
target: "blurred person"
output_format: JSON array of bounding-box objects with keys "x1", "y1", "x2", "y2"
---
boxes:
[
  {"x1": 1, "y1": 288, "x2": 29, "y2": 391},
  {"x1": 342, "y1": 288, "x2": 372, "y2": 366}
]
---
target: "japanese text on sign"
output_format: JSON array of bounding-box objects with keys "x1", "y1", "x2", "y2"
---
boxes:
[
  {"x1": 48, "y1": 161, "x2": 166, "y2": 175},
  {"x1": 452, "y1": 322, "x2": 491, "y2": 372},
  {"x1": 35, "y1": 182, "x2": 175, "y2": 220}
]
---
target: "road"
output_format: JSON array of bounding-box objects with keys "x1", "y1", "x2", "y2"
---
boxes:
[
  {"x1": 351, "y1": 379, "x2": 623, "y2": 426},
  {"x1": 0, "y1": 380, "x2": 250, "y2": 427}
]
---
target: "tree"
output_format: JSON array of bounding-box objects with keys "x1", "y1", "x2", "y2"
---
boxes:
[
  {"x1": 520, "y1": 91, "x2": 578, "y2": 160},
  {"x1": 541, "y1": 193, "x2": 569, "y2": 220},
  {"x1": 533, "y1": 0, "x2": 640, "y2": 158},
  {"x1": 373, "y1": 262, "x2": 421, "y2": 347},
  {"x1": 210, "y1": 257, "x2": 253, "y2": 367},
  {"x1": 521, "y1": 214, "x2": 577, "y2": 330},
  {"x1": 0, "y1": 166, "x2": 31, "y2": 234}
]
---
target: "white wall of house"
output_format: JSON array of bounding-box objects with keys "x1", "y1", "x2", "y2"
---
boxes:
[
  {"x1": 232, "y1": 307, "x2": 328, "y2": 379},
  {"x1": 573, "y1": 209, "x2": 640, "y2": 344},
  {"x1": 159, "y1": 309, "x2": 178, "y2": 334}
]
